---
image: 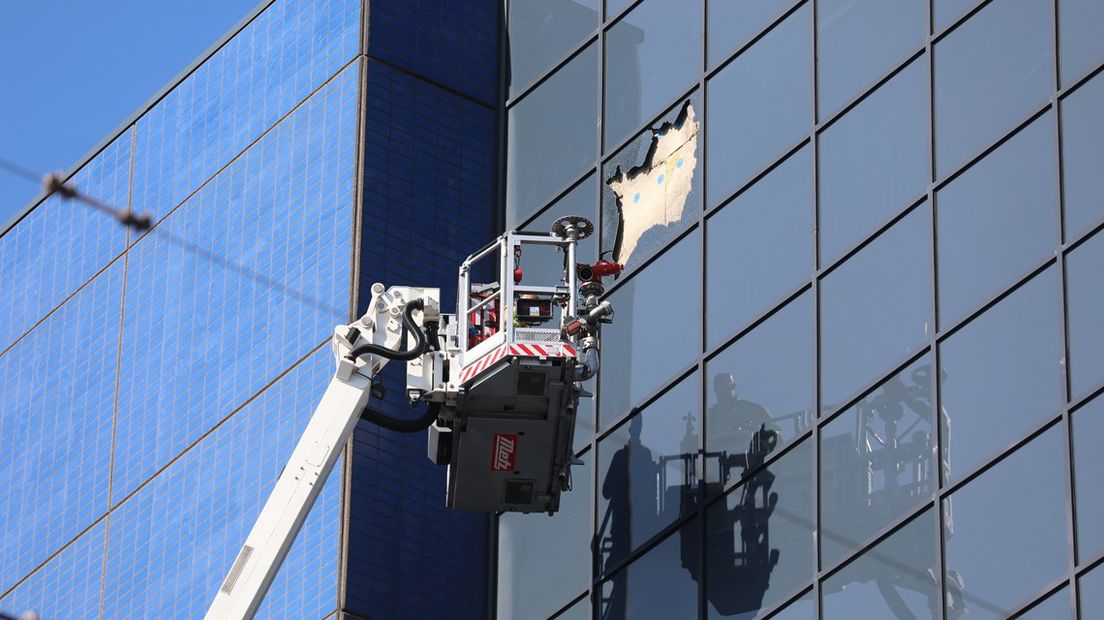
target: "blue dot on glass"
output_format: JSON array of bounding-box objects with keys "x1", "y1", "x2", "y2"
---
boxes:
[
  {"x1": 656, "y1": 174, "x2": 665, "y2": 185},
  {"x1": 676, "y1": 157, "x2": 684, "y2": 169},
  {"x1": 633, "y1": 193, "x2": 641, "y2": 203}
]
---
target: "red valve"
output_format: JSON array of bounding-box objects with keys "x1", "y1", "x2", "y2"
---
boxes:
[
  {"x1": 513, "y1": 267, "x2": 524, "y2": 283},
  {"x1": 576, "y1": 259, "x2": 624, "y2": 283}
]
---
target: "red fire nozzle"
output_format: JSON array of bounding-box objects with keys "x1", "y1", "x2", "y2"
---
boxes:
[{"x1": 577, "y1": 259, "x2": 623, "y2": 283}]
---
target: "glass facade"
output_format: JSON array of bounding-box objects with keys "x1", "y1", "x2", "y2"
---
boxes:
[{"x1": 497, "y1": 0, "x2": 1104, "y2": 618}]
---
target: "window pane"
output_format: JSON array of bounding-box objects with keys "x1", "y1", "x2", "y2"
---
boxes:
[
  {"x1": 602, "y1": 97, "x2": 703, "y2": 272},
  {"x1": 706, "y1": 438, "x2": 813, "y2": 619},
  {"x1": 600, "y1": 519, "x2": 701, "y2": 619},
  {"x1": 820, "y1": 204, "x2": 932, "y2": 407},
  {"x1": 554, "y1": 596, "x2": 591, "y2": 620},
  {"x1": 605, "y1": 0, "x2": 702, "y2": 148},
  {"x1": 1072, "y1": 395, "x2": 1104, "y2": 561},
  {"x1": 707, "y1": 147, "x2": 812, "y2": 346},
  {"x1": 933, "y1": 0, "x2": 981, "y2": 32},
  {"x1": 1017, "y1": 586, "x2": 1073, "y2": 620},
  {"x1": 498, "y1": 453, "x2": 593, "y2": 620},
  {"x1": 1079, "y1": 562, "x2": 1104, "y2": 620},
  {"x1": 1059, "y1": 0, "x2": 1104, "y2": 87},
  {"x1": 706, "y1": 292, "x2": 813, "y2": 484},
  {"x1": 934, "y1": 0, "x2": 1053, "y2": 178},
  {"x1": 942, "y1": 425, "x2": 1069, "y2": 620},
  {"x1": 936, "y1": 114, "x2": 1058, "y2": 327},
  {"x1": 599, "y1": 372, "x2": 700, "y2": 569},
  {"x1": 769, "y1": 589, "x2": 816, "y2": 619},
  {"x1": 938, "y1": 267, "x2": 1062, "y2": 483},
  {"x1": 1067, "y1": 231, "x2": 1104, "y2": 399},
  {"x1": 707, "y1": 0, "x2": 799, "y2": 69},
  {"x1": 822, "y1": 509, "x2": 938, "y2": 620},
  {"x1": 819, "y1": 59, "x2": 929, "y2": 263},
  {"x1": 820, "y1": 356, "x2": 935, "y2": 568},
  {"x1": 707, "y1": 4, "x2": 811, "y2": 206},
  {"x1": 1061, "y1": 72, "x2": 1104, "y2": 241},
  {"x1": 599, "y1": 230, "x2": 701, "y2": 428},
  {"x1": 507, "y1": 43, "x2": 598, "y2": 224},
  {"x1": 816, "y1": 0, "x2": 926, "y2": 118},
  {"x1": 507, "y1": 0, "x2": 599, "y2": 97}
]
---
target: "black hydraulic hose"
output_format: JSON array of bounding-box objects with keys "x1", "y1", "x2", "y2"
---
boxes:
[
  {"x1": 346, "y1": 298, "x2": 427, "y2": 362},
  {"x1": 360, "y1": 400, "x2": 442, "y2": 433}
]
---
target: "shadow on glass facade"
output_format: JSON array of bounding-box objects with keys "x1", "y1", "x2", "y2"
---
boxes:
[{"x1": 497, "y1": 0, "x2": 1104, "y2": 618}]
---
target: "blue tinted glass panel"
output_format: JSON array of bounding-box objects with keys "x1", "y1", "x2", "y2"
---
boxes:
[
  {"x1": 706, "y1": 438, "x2": 813, "y2": 619},
  {"x1": 1067, "y1": 230, "x2": 1104, "y2": 399},
  {"x1": 602, "y1": 97, "x2": 703, "y2": 272},
  {"x1": 507, "y1": 43, "x2": 598, "y2": 225},
  {"x1": 707, "y1": 4, "x2": 811, "y2": 205},
  {"x1": 936, "y1": 114, "x2": 1058, "y2": 327},
  {"x1": 113, "y1": 64, "x2": 357, "y2": 500},
  {"x1": 934, "y1": 0, "x2": 1053, "y2": 178},
  {"x1": 130, "y1": 0, "x2": 359, "y2": 215},
  {"x1": 0, "y1": 521, "x2": 105, "y2": 620},
  {"x1": 707, "y1": 146, "x2": 812, "y2": 346},
  {"x1": 938, "y1": 268, "x2": 1062, "y2": 483},
  {"x1": 1073, "y1": 395, "x2": 1104, "y2": 561},
  {"x1": 507, "y1": 0, "x2": 599, "y2": 97},
  {"x1": 820, "y1": 356, "x2": 934, "y2": 568},
  {"x1": 819, "y1": 59, "x2": 929, "y2": 264},
  {"x1": 599, "y1": 372, "x2": 700, "y2": 569},
  {"x1": 1059, "y1": 0, "x2": 1104, "y2": 87},
  {"x1": 1017, "y1": 586, "x2": 1073, "y2": 620},
  {"x1": 933, "y1": 0, "x2": 980, "y2": 32},
  {"x1": 0, "y1": 129, "x2": 129, "y2": 352},
  {"x1": 769, "y1": 589, "x2": 816, "y2": 619},
  {"x1": 706, "y1": 292, "x2": 814, "y2": 480},
  {"x1": 820, "y1": 204, "x2": 932, "y2": 407},
  {"x1": 605, "y1": 0, "x2": 703, "y2": 148},
  {"x1": 102, "y1": 350, "x2": 341, "y2": 620},
  {"x1": 942, "y1": 425, "x2": 1069, "y2": 620},
  {"x1": 0, "y1": 264, "x2": 121, "y2": 593},
  {"x1": 1061, "y1": 72, "x2": 1104, "y2": 241},
  {"x1": 554, "y1": 596, "x2": 591, "y2": 619},
  {"x1": 498, "y1": 453, "x2": 593, "y2": 620},
  {"x1": 708, "y1": 0, "x2": 799, "y2": 69},
  {"x1": 822, "y1": 509, "x2": 938, "y2": 620},
  {"x1": 600, "y1": 519, "x2": 700, "y2": 619},
  {"x1": 1080, "y1": 563, "x2": 1104, "y2": 620},
  {"x1": 816, "y1": 0, "x2": 926, "y2": 118},
  {"x1": 599, "y1": 230, "x2": 701, "y2": 428}
]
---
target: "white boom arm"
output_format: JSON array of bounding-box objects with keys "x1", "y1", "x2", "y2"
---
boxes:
[{"x1": 205, "y1": 285, "x2": 438, "y2": 620}]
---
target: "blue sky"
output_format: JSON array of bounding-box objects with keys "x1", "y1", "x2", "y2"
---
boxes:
[{"x1": 0, "y1": 0, "x2": 261, "y2": 227}]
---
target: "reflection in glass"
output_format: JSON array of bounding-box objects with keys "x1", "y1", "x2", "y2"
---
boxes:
[
  {"x1": 820, "y1": 356, "x2": 936, "y2": 569},
  {"x1": 1072, "y1": 395, "x2": 1104, "y2": 561},
  {"x1": 938, "y1": 268, "x2": 1061, "y2": 483},
  {"x1": 599, "y1": 230, "x2": 701, "y2": 429},
  {"x1": 768, "y1": 589, "x2": 816, "y2": 619},
  {"x1": 706, "y1": 147, "x2": 812, "y2": 347},
  {"x1": 706, "y1": 292, "x2": 813, "y2": 482},
  {"x1": 933, "y1": 0, "x2": 981, "y2": 32},
  {"x1": 819, "y1": 59, "x2": 928, "y2": 264},
  {"x1": 1015, "y1": 586, "x2": 1072, "y2": 620},
  {"x1": 1061, "y1": 73, "x2": 1104, "y2": 242},
  {"x1": 507, "y1": 0, "x2": 599, "y2": 97},
  {"x1": 707, "y1": 0, "x2": 798, "y2": 69},
  {"x1": 598, "y1": 374, "x2": 700, "y2": 571},
  {"x1": 822, "y1": 509, "x2": 940, "y2": 620},
  {"x1": 1067, "y1": 231, "x2": 1104, "y2": 399},
  {"x1": 498, "y1": 454, "x2": 592, "y2": 620},
  {"x1": 600, "y1": 519, "x2": 700, "y2": 619},
  {"x1": 934, "y1": 0, "x2": 1053, "y2": 178},
  {"x1": 936, "y1": 114, "x2": 1057, "y2": 327},
  {"x1": 604, "y1": 0, "x2": 702, "y2": 149},
  {"x1": 943, "y1": 425, "x2": 1069, "y2": 620},
  {"x1": 707, "y1": 4, "x2": 811, "y2": 206},
  {"x1": 820, "y1": 204, "x2": 932, "y2": 407},
  {"x1": 506, "y1": 43, "x2": 598, "y2": 225},
  {"x1": 706, "y1": 438, "x2": 813, "y2": 619},
  {"x1": 816, "y1": 0, "x2": 926, "y2": 118},
  {"x1": 1079, "y1": 563, "x2": 1104, "y2": 620},
  {"x1": 1058, "y1": 0, "x2": 1104, "y2": 87},
  {"x1": 553, "y1": 595, "x2": 591, "y2": 620}
]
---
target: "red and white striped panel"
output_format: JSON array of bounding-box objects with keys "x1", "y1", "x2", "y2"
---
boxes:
[{"x1": 457, "y1": 342, "x2": 578, "y2": 384}]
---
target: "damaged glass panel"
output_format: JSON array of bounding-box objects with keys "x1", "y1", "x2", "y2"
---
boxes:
[
  {"x1": 602, "y1": 98, "x2": 703, "y2": 273},
  {"x1": 604, "y1": 0, "x2": 703, "y2": 149},
  {"x1": 707, "y1": 3, "x2": 811, "y2": 206},
  {"x1": 507, "y1": 0, "x2": 599, "y2": 98},
  {"x1": 507, "y1": 42, "x2": 598, "y2": 226}
]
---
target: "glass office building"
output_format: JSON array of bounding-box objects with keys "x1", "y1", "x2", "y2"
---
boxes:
[
  {"x1": 497, "y1": 0, "x2": 1104, "y2": 618},
  {"x1": 0, "y1": 0, "x2": 496, "y2": 618}
]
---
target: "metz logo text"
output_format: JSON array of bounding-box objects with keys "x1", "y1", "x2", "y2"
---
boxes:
[{"x1": 491, "y1": 434, "x2": 518, "y2": 471}]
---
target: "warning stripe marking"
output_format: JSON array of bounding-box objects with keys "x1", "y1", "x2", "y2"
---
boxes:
[{"x1": 458, "y1": 342, "x2": 580, "y2": 384}]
